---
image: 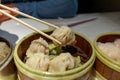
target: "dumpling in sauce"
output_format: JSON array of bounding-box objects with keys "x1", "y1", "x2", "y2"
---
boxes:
[
  {"x1": 25, "y1": 53, "x2": 50, "y2": 71},
  {"x1": 26, "y1": 37, "x2": 49, "y2": 57},
  {"x1": 51, "y1": 26, "x2": 75, "y2": 45},
  {"x1": 48, "y1": 53, "x2": 75, "y2": 72}
]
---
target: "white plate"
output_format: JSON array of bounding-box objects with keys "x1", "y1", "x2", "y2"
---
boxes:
[{"x1": 0, "y1": 18, "x2": 49, "y2": 47}]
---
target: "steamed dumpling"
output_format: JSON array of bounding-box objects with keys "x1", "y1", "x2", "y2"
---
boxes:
[
  {"x1": 98, "y1": 42, "x2": 120, "y2": 63},
  {"x1": 114, "y1": 39, "x2": 120, "y2": 48},
  {"x1": 26, "y1": 37, "x2": 49, "y2": 57},
  {"x1": 25, "y1": 53, "x2": 50, "y2": 71},
  {"x1": 0, "y1": 42, "x2": 11, "y2": 62},
  {"x1": 48, "y1": 53, "x2": 75, "y2": 72},
  {"x1": 51, "y1": 26, "x2": 75, "y2": 45}
]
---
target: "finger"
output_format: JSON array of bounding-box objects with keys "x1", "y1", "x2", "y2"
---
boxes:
[
  {"x1": 11, "y1": 7, "x2": 19, "y2": 16},
  {"x1": 0, "y1": 9, "x2": 11, "y2": 17},
  {"x1": 0, "y1": 10, "x2": 11, "y2": 23}
]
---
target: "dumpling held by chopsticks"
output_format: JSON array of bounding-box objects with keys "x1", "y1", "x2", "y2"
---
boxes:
[{"x1": 51, "y1": 26, "x2": 75, "y2": 45}]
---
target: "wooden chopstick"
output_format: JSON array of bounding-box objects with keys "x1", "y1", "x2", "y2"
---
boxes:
[
  {"x1": 0, "y1": 4, "x2": 59, "y2": 29},
  {"x1": 0, "y1": 10, "x2": 62, "y2": 45}
]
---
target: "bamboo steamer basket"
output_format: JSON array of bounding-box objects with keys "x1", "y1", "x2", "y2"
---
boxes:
[
  {"x1": 93, "y1": 32, "x2": 120, "y2": 80},
  {"x1": 14, "y1": 30, "x2": 95, "y2": 80},
  {"x1": 0, "y1": 37, "x2": 17, "y2": 80}
]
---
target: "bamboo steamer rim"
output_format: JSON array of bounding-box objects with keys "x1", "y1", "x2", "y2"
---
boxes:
[
  {"x1": 93, "y1": 68, "x2": 107, "y2": 80},
  {"x1": 14, "y1": 55, "x2": 95, "y2": 80},
  {"x1": 14, "y1": 30, "x2": 95, "y2": 77},
  {"x1": 93, "y1": 32, "x2": 120, "y2": 72}
]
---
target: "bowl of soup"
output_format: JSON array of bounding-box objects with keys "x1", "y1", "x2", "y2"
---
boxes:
[{"x1": 14, "y1": 27, "x2": 95, "y2": 80}]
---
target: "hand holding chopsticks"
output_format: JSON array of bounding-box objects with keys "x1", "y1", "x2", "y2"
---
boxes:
[
  {"x1": 0, "y1": 7, "x2": 18, "y2": 23},
  {"x1": 0, "y1": 4, "x2": 59, "y2": 29},
  {"x1": 0, "y1": 4, "x2": 62, "y2": 45}
]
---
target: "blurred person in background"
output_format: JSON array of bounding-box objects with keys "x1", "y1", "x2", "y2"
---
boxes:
[{"x1": 1, "y1": 0, "x2": 78, "y2": 19}]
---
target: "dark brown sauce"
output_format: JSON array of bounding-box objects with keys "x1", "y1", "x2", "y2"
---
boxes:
[{"x1": 62, "y1": 45, "x2": 88, "y2": 63}]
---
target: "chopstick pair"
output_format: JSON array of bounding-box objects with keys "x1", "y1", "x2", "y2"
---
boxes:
[
  {"x1": 0, "y1": 4, "x2": 59, "y2": 29},
  {"x1": 0, "y1": 4, "x2": 62, "y2": 45}
]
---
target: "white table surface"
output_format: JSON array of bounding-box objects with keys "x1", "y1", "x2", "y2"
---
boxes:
[
  {"x1": 0, "y1": 18, "x2": 49, "y2": 46},
  {"x1": 1, "y1": 11, "x2": 120, "y2": 46},
  {"x1": 0, "y1": 11, "x2": 120, "y2": 80},
  {"x1": 44, "y1": 11, "x2": 120, "y2": 41}
]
